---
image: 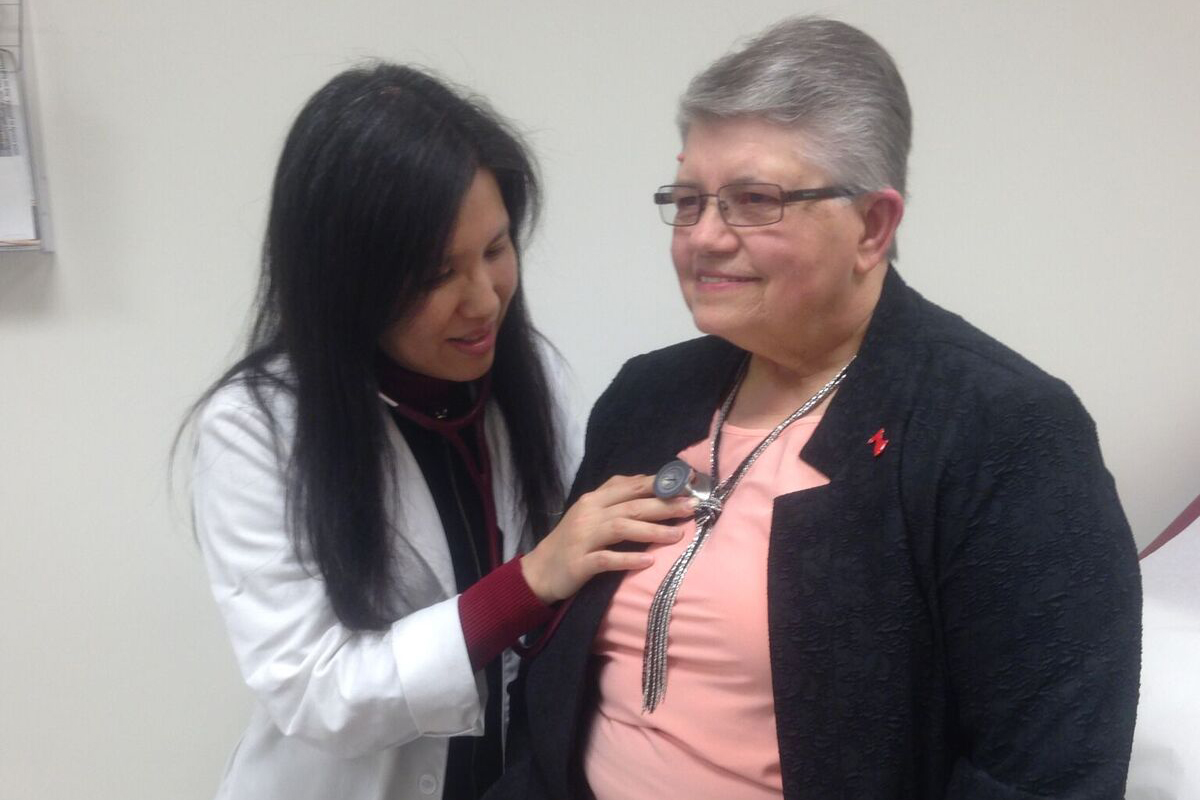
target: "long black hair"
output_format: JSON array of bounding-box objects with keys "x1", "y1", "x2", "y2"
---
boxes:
[{"x1": 188, "y1": 63, "x2": 563, "y2": 629}]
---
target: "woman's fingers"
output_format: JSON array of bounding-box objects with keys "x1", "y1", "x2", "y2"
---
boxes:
[
  {"x1": 581, "y1": 474, "x2": 696, "y2": 525},
  {"x1": 611, "y1": 495, "x2": 694, "y2": 523},
  {"x1": 583, "y1": 549, "x2": 655, "y2": 575},
  {"x1": 581, "y1": 478, "x2": 692, "y2": 547},
  {"x1": 598, "y1": 518, "x2": 684, "y2": 547},
  {"x1": 586, "y1": 473, "x2": 658, "y2": 505}
]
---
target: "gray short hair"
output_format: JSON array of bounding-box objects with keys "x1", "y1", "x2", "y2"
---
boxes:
[{"x1": 680, "y1": 17, "x2": 912, "y2": 256}]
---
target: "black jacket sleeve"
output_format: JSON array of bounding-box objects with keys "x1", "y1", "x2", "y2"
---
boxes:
[{"x1": 934, "y1": 379, "x2": 1141, "y2": 799}]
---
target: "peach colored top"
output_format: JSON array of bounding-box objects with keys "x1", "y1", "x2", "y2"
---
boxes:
[{"x1": 583, "y1": 415, "x2": 830, "y2": 800}]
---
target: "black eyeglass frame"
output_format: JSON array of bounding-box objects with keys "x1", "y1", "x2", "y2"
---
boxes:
[{"x1": 653, "y1": 182, "x2": 862, "y2": 227}]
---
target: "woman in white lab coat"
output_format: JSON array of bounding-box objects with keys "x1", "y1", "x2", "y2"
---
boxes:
[{"x1": 186, "y1": 63, "x2": 688, "y2": 800}]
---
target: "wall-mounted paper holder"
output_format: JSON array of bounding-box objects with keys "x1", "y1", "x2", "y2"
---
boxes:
[{"x1": 1, "y1": 0, "x2": 53, "y2": 253}]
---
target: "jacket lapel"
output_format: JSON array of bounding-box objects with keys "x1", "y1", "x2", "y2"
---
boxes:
[
  {"x1": 768, "y1": 267, "x2": 931, "y2": 796},
  {"x1": 800, "y1": 266, "x2": 922, "y2": 480}
]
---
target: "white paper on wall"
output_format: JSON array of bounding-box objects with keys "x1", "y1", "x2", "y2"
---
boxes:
[{"x1": 0, "y1": 47, "x2": 38, "y2": 246}]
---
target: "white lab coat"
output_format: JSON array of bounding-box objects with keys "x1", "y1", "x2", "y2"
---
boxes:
[{"x1": 192, "y1": 360, "x2": 579, "y2": 800}]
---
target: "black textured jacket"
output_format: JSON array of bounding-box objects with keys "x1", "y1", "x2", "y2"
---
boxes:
[{"x1": 495, "y1": 268, "x2": 1141, "y2": 800}]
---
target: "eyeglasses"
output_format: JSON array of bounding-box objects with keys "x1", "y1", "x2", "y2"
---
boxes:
[{"x1": 653, "y1": 182, "x2": 860, "y2": 227}]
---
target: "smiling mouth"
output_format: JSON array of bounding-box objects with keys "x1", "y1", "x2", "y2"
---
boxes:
[
  {"x1": 451, "y1": 332, "x2": 489, "y2": 344},
  {"x1": 698, "y1": 275, "x2": 757, "y2": 283},
  {"x1": 449, "y1": 324, "x2": 495, "y2": 343}
]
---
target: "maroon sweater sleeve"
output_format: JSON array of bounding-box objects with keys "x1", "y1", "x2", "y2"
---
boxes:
[{"x1": 458, "y1": 555, "x2": 555, "y2": 672}]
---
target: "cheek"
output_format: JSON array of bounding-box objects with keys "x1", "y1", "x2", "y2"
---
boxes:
[
  {"x1": 385, "y1": 296, "x2": 445, "y2": 358},
  {"x1": 500, "y1": 259, "x2": 519, "y2": 305},
  {"x1": 491, "y1": 259, "x2": 519, "y2": 320},
  {"x1": 754, "y1": 230, "x2": 819, "y2": 277},
  {"x1": 670, "y1": 233, "x2": 691, "y2": 277},
  {"x1": 379, "y1": 317, "x2": 415, "y2": 363}
]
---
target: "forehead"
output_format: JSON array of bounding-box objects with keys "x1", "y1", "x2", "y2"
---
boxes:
[
  {"x1": 448, "y1": 171, "x2": 509, "y2": 233},
  {"x1": 676, "y1": 117, "x2": 822, "y2": 183}
]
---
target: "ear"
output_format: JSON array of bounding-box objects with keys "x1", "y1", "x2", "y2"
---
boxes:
[{"x1": 854, "y1": 188, "x2": 904, "y2": 273}]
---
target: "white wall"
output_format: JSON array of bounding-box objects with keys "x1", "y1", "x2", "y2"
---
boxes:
[{"x1": 1, "y1": 1, "x2": 1196, "y2": 797}]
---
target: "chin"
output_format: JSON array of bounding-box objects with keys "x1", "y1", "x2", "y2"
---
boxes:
[
  {"x1": 690, "y1": 309, "x2": 740, "y2": 340},
  {"x1": 448, "y1": 358, "x2": 495, "y2": 383}
]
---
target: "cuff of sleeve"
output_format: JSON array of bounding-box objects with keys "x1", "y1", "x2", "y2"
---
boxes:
[
  {"x1": 459, "y1": 556, "x2": 555, "y2": 671},
  {"x1": 389, "y1": 595, "x2": 483, "y2": 736}
]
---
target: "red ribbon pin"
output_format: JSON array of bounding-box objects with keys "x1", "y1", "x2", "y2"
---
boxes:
[{"x1": 868, "y1": 428, "x2": 889, "y2": 457}]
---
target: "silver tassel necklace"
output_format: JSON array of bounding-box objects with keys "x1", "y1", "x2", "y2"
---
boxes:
[{"x1": 641, "y1": 355, "x2": 854, "y2": 713}]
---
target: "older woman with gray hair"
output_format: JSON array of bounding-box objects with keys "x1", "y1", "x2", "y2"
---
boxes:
[{"x1": 490, "y1": 16, "x2": 1140, "y2": 800}]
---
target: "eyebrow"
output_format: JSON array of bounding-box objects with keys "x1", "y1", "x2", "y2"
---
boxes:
[
  {"x1": 444, "y1": 225, "x2": 510, "y2": 262},
  {"x1": 672, "y1": 175, "x2": 768, "y2": 187},
  {"x1": 487, "y1": 225, "x2": 511, "y2": 246}
]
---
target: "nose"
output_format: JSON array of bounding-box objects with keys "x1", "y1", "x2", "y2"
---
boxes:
[
  {"x1": 459, "y1": 261, "x2": 502, "y2": 320},
  {"x1": 688, "y1": 198, "x2": 738, "y2": 252}
]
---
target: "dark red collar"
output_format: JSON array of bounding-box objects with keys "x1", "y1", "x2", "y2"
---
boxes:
[{"x1": 375, "y1": 353, "x2": 490, "y2": 431}]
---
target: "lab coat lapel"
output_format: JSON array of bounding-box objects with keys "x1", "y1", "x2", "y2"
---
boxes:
[
  {"x1": 381, "y1": 412, "x2": 459, "y2": 604},
  {"x1": 483, "y1": 403, "x2": 524, "y2": 562}
]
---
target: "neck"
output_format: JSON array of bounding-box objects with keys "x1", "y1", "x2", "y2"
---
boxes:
[{"x1": 726, "y1": 314, "x2": 869, "y2": 429}]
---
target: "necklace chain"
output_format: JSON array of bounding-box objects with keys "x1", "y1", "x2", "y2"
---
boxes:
[{"x1": 641, "y1": 355, "x2": 855, "y2": 713}]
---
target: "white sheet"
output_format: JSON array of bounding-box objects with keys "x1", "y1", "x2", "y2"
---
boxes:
[{"x1": 1126, "y1": 515, "x2": 1200, "y2": 799}]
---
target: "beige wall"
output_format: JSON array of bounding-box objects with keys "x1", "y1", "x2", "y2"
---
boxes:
[{"x1": 1, "y1": 0, "x2": 1197, "y2": 797}]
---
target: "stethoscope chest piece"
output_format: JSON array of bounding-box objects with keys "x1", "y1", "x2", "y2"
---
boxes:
[{"x1": 653, "y1": 459, "x2": 713, "y2": 502}]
